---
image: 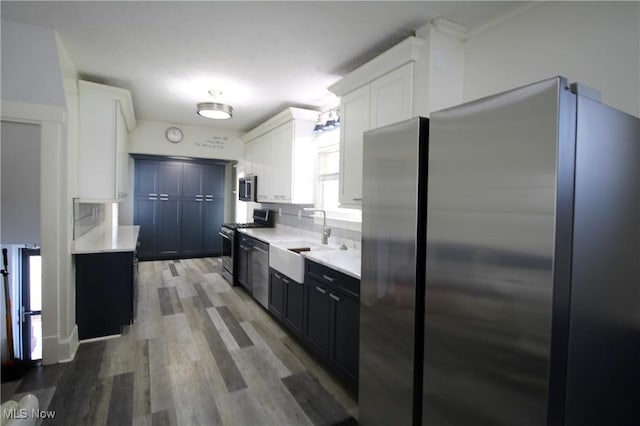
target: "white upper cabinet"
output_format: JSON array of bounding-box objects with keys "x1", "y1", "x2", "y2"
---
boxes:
[
  {"x1": 370, "y1": 63, "x2": 414, "y2": 129},
  {"x1": 242, "y1": 107, "x2": 318, "y2": 204},
  {"x1": 77, "y1": 80, "x2": 136, "y2": 201},
  {"x1": 339, "y1": 85, "x2": 370, "y2": 205},
  {"x1": 329, "y1": 37, "x2": 425, "y2": 207}
]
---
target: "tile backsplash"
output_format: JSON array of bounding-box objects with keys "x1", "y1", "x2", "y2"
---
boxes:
[
  {"x1": 73, "y1": 202, "x2": 104, "y2": 240},
  {"x1": 259, "y1": 203, "x2": 361, "y2": 249}
]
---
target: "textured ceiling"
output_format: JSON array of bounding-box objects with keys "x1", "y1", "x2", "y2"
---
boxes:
[{"x1": 1, "y1": 1, "x2": 526, "y2": 132}]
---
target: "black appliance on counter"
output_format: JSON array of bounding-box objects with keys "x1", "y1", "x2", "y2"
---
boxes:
[{"x1": 219, "y1": 208, "x2": 272, "y2": 287}]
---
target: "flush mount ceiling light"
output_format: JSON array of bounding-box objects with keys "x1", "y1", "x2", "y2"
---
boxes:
[{"x1": 197, "y1": 90, "x2": 233, "y2": 119}]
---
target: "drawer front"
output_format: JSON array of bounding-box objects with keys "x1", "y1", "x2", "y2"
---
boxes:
[
  {"x1": 305, "y1": 259, "x2": 359, "y2": 299},
  {"x1": 239, "y1": 234, "x2": 252, "y2": 246}
]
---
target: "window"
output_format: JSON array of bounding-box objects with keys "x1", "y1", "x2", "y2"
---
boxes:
[{"x1": 315, "y1": 130, "x2": 361, "y2": 224}]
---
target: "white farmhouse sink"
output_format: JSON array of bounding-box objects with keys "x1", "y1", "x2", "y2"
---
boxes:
[{"x1": 269, "y1": 240, "x2": 331, "y2": 282}]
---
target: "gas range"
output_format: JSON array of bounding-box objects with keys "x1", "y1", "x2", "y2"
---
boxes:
[{"x1": 220, "y1": 209, "x2": 273, "y2": 285}]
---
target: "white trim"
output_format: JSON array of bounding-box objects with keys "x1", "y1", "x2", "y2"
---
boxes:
[
  {"x1": 328, "y1": 36, "x2": 426, "y2": 96},
  {"x1": 1, "y1": 100, "x2": 65, "y2": 124},
  {"x1": 56, "y1": 324, "x2": 78, "y2": 363},
  {"x1": 78, "y1": 333, "x2": 122, "y2": 344},
  {"x1": 431, "y1": 17, "x2": 468, "y2": 40},
  {"x1": 42, "y1": 335, "x2": 59, "y2": 365},
  {"x1": 40, "y1": 121, "x2": 63, "y2": 366},
  {"x1": 242, "y1": 107, "x2": 319, "y2": 142}
]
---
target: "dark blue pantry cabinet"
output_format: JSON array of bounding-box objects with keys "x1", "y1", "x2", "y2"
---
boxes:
[{"x1": 133, "y1": 157, "x2": 225, "y2": 260}]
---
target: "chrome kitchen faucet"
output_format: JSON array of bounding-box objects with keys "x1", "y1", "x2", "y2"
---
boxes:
[{"x1": 303, "y1": 208, "x2": 331, "y2": 244}]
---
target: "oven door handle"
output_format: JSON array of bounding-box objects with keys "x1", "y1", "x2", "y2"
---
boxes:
[{"x1": 219, "y1": 232, "x2": 231, "y2": 240}]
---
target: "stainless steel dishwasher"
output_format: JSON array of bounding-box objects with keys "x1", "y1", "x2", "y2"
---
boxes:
[{"x1": 251, "y1": 239, "x2": 269, "y2": 309}]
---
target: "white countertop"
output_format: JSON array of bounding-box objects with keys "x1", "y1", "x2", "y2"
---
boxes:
[
  {"x1": 239, "y1": 228, "x2": 361, "y2": 279},
  {"x1": 72, "y1": 225, "x2": 140, "y2": 254},
  {"x1": 302, "y1": 248, "x2": 361, "y2": 280}
]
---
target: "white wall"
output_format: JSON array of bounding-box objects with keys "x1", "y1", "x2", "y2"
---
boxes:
[
  {"x1": 1, "y1": 121, "x2": 41, "y2": 244},
  {"x1": 463, "y1": 2, "x2": 640, "y2": 117},
  {"x1": 129, "y1": 120, "x2": 244, "y2": 160},
  {"x1": 1, "y1": 20, "x2": 66, "y2": 108}
]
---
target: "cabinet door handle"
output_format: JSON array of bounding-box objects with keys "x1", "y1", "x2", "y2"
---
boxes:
[
  {"x1": 196, "y1": 194, "x2": 203, "y2": 198},
  {"x1": 160, "y1": 193, "x2": 168, "y2": 197},
  {"x1": 149, "y1": 193, "x2": 158, "y2": 197},
  {"x1": 205, "y1": 199, "x2": 213, "y2": 202},
  {"x1": 160, "y1": 198, "x2": 169, "y2": 201},
  {"x1": 315, "y1": 286, "x2": 326, "y2": 294},
  {"x1": 329, "y1": 293, "x2": 340, "y2": 302},
  {"x1": 282, "y1": 277, "x2": 289, "y2": 284},
  {"x1": 148, "y1": 197, "x2": 157, "y2": 200},
  {"x1": 275, "y1": 272, "x2": 281, "y2": 279},
  {"x1": 322, "y1": 274, "x2": 335, "y2": 282},
  {"x1": 196, "y1": 199, "x2": 203, "y2": 202},
  {"x1": 352, "y1": 198, "x2": 362, "y2": 201}
]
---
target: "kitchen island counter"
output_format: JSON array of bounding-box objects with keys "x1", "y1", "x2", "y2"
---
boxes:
[{"x1": 72, "y1": 225, "x2": 140, "y2": 254}]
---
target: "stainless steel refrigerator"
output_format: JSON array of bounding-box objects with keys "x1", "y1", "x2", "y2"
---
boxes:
[
  {"x1": 360, "y1": 77, "x2": 639, "y2": 426},
  {"x1": 361, "y1": 117, "x2": 429, "y2": 426}
]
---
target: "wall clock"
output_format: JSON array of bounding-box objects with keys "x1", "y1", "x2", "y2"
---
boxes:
[{"x1": 165, "y1": 127, "x2": 183, "y2": 143}]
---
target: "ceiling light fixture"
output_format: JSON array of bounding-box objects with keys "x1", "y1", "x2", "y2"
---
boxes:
[
  {"x1": 324, "y1": 109, "x2": 339, "y2": 130},
  {"x1": 314, "y1": 108, "x2": 340, "y2": 133},
  {"x1": 197, "y1": 90, "x2": 233, "y2": 119},
  {"x1": 313, "y1": 116, "x2": 325, "y2": 133}
]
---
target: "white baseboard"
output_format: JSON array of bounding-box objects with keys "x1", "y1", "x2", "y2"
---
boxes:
[
  {"x1": 78, "y1": 334, "x2": 121, "y2": 344},
  {"x1": 56, "y1": 325, "x2": 79, "y2": 363},
  {"x1": 42, "y1": 335, "x2": 59, "y2": 366}
]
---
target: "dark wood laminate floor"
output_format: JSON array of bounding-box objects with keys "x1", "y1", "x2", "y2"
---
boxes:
[{"x1": 1, "y1": 258, "x2": 358, "y2": 425}]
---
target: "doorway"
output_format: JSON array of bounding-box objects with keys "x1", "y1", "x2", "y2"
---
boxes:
[{"x1": 21, "y1": 248, "x2": 41, "y2": 361}]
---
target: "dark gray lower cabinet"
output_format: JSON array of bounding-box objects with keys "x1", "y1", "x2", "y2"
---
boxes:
[
  {"x1": 329, "y1": 290, "x2": 359, "y2": 384},
  {"x1": 303, "y1": 278, "x2": 331, "y2": 357},
  {"x1": 75, "y1": 251, "x2": 136, "y2": 340},
  {"x1": 303, "y1": 259, "x2": 360, "y2": 392},
  {"x1": 283, "y1": 274, "x2": 304, "y2": 337},
  {"x1": 268, "y1": 269, "x2": 285, "y2": 319},
  {"x1": 267, "y1": 258, "x2": 360, "y2": 393},
  {"x1": 269, "y1": 268, "x2": 304, "y2": 338}
]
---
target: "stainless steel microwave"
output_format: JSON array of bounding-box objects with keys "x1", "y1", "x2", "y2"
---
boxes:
[{"x1": 238, "y1": 176, "x2": 256, "y2": 201}]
